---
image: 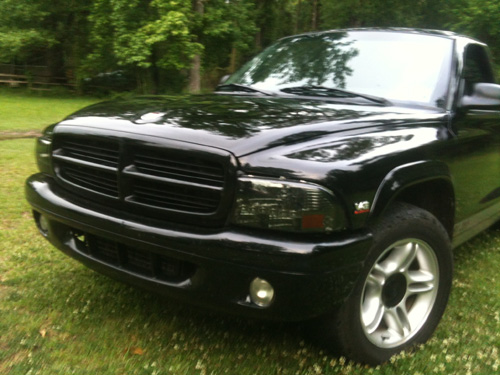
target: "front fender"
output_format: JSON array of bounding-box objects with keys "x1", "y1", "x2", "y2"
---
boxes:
[{"x1": 370, "y1": 160, "x2": 454, "y2": 221}]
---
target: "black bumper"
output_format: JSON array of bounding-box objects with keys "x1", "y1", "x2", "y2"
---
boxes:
[{"x1": 25, "y1": 173, "x2": 372, "y2": 321}]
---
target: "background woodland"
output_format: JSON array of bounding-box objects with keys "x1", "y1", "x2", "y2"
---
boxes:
[{"x1": 1, "y1": 0, "x2": 499, "y2": 94}]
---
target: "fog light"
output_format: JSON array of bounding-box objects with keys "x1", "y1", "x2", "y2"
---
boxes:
[
  {"x1": 34, "y1": 211, "x2": 49, "y2": 236},
  {"x1": 39, "y1": 215, "x2": 49, "y2": 232},
  {"x1": 250, "y1": 277, "x2": 274, "y2": 307}
]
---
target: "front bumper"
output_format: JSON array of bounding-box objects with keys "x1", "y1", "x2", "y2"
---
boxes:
[{"x1": 26, "y1": 173, "x2": 372, "y2": 321}]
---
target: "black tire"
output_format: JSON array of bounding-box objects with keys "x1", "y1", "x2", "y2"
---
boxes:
[{"x1": 321, "y1": 202, "x2": 453, "y2": 365}]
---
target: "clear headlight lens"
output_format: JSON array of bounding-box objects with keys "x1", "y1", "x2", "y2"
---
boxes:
[{"x1": 230, "y1": 177, "x2": 345, "y2": 233}]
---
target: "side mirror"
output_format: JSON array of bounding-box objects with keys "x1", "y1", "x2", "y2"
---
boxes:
[
  {"x1": 461, "y1": 83, "x2": 500, "y2": 108},
  {"x1": 219, "y1": 74, "x2": 230, "y2": 85}
]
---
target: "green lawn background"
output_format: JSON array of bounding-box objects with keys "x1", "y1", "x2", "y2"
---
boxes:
[{"x1": 0, "y1": 89, "x2": 97, "y2": 133}]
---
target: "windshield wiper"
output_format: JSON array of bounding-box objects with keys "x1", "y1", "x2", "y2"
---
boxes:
[
  {"x1": 215, "y1": 83, "x2": 275, "y2": 96},
  {"x1": 280, "y1": 85, "x2": 390, "y2": 105}
]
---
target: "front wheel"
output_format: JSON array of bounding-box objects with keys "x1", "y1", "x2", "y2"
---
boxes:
[{"x1": 325, "y1": 203, "x2": 453, "y2": 364}]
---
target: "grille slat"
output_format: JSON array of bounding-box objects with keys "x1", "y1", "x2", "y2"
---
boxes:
[
  {"x1": 65, "y1": 167, "x2": 117, "y2": 188},
  {"x1": 132, "y1": 192, "x2": 218, "y2": 211},
  {"x1": 135, "y1": 164, "x2": 223, "y2": 186},
  {"x1": 136, "y1": 154, "x2": 223, "y2": 174},
  {"x1": 82, "y1": 234, "x2": 195, "y2": 282},
  {"x1": 54, "y1": 136, "x2": 120, "y2": 197},
  {"x1": 122, "y1": 168, "x2": 223, "y2": 192},
  {"x1": 126, "y1": 248, "x2": 153, "y2": 275},
  {"x1": 134, "y1": 152, "x2": 225, "y2": 188},
  {"x1": 65, "y1": 174, "x2": 117, "y2": 195},
  {"x1": 134, "y1": 184, "x2": 219, "y2": 205},
  {"x1": 59, "y1": 139, "x2": 119, "y2": 167},
  {"x1": 59, "y1": 162, "x2": 119, "y2": 197},
  {"x1": 131, "y1": 183, "x2": 219, "y2": 212},
  {"x1": 90, "y1": 236, "x2": 120, "y2": 264}
]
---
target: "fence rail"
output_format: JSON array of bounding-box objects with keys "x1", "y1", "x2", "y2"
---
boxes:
[{"x1": 0, "y1": 65, "x2": 75, "y2": 91}]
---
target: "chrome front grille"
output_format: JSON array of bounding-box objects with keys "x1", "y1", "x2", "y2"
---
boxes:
[{"x1": 52, "y1": 133, "x2": 234, "y2": 226}]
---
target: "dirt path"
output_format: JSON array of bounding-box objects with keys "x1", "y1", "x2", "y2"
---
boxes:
[{"x1": 0, "y1": 130, "x2": 41, "y2": 140}]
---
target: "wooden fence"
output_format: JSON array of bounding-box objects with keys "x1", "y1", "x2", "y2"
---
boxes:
[{"x1": 0, "y1": 64, "x2": 75, "y2": 91}]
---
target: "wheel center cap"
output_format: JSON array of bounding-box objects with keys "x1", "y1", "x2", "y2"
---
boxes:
[{"x1": 382, "y1": 273, "x2": 407, "y2": 307}]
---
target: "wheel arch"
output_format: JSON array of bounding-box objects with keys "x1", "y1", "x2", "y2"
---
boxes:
[{"x1": 369, "y1": 161, "x2": 455, "y2": 239}]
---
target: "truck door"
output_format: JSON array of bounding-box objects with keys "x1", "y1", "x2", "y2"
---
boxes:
[{"x1": 449, "y1": 43, "x2": 500, "y2": 244}]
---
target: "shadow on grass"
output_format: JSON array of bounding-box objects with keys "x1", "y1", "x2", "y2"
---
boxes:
[{"x1": 30, "y1": 263, "x2": 310, "y2": 355}]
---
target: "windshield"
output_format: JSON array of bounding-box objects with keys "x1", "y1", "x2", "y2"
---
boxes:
[{"x1": 224, "y1": 31, "x2": 454, "y2": 107}]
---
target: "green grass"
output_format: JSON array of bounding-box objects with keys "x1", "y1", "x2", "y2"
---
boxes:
[
  {"x1": 1, "y1": 138, "x2": 499, "y2": 374},
  {"x1": 0, "y1": 88, "x2": 98, "y2": 133}
]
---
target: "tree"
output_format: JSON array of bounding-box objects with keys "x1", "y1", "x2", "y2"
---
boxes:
[
  {"x1": 188, "y1": 0, "x2": 205, "y2": 93},
  {"x1": 254, "y1": 0, "x2": 295, "y2": 49},
  {"x1": 0, "y1": 1, "x2": 54, "y2": 63},
  {"x1": 191, "y1": 0, "x2": 257, "y2": 88},
  {"x1": 445, "y1": 0, "x2": 500, "y2": 59},
  {"x1": 1, "y1": 0, "x2": 499, "y2": 94},
  {"x1": 320, "y1": 0, "x2": 426, "y2": 29},
  {"x1": 0, "y1": 0, "x2": 92, "y2": 80},
  {"x1": 85, "y1": 0, "x2": 201, "y2": 93}
]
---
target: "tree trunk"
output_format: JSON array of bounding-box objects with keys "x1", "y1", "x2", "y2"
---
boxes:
[
  {"x1": 294, "y1": 0, "x2": 301, "y2": 34},
  {"x1": 254, "y1": 0, "x2": 264, "y2": 50},
  {"x1": 311, "y1": 0, "x2": 319, "y2": 31},
  {"x1": 255, "y1": 29, "x2": 262, "y2": 51},
  {"x1": 136, "y1": 67, "x2": 156, "y2": 94},
  {"x1": 188, "y1": 0, "x2": 204, "y2": 93},
  {"x1": 229, "y1": 47, "x2": 238, "y2": 74},
  {"x1": 188, "y1": 54, "x2": 202, "y2": 93}
]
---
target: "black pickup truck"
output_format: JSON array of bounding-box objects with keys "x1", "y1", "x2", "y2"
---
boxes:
[{"x1": 26, "y1": 29, "x2": 500, "y2": 364}]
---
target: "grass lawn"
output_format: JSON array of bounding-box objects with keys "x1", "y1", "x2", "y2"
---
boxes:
[
  {"x1": 0, "y1": 139, "x2": 499, "y2": 374},
  {"x1": 0, "y1": 88, "x2": 98, "y2": 134}
]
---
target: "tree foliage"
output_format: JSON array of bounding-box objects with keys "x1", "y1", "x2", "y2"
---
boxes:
[
  {"x1": 445, "y1": 0, "x2": 500, "y2": 57},
  {"x1": 0, "y1": 0, "x2": 54, "y2": 62},
  {"x1": 0, "y1": 0, "x2": 498, "y2": 93},
  {"x1": 84, "y1": 0, "x2": 201, "y2": 92}
]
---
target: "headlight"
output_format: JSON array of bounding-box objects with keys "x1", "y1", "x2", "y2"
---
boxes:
[
  {"x1": 36, "y1": 124, "x2": 55, "y2": 175},
  {"x1": 230, "y1": 177, "x2": 345, "y2": 233}
]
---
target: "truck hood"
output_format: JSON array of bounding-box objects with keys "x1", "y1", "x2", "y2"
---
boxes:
[{"x1": 61, "y1": 94, "x2": 445, "y2": 157}]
